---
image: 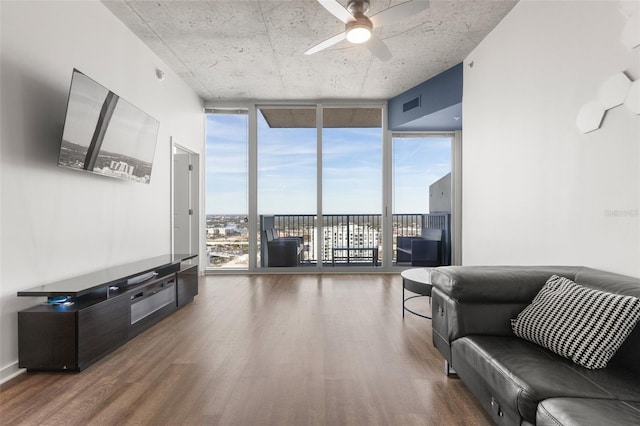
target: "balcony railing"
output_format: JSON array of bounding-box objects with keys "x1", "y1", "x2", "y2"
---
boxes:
[
  {"x1": 262, "y1": 213, "x2": 449, "y2": 266},
  {"x1": 206, "y1": 213, "x2": 450, "y2": 268}
]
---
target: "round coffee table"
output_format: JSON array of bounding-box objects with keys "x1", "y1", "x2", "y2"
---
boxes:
[{"x1": 401, "y1": 268, "x2": 433, "y2": 319}]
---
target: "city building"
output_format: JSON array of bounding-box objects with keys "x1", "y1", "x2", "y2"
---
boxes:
[{"x1": 317, "y1": 224, "x2": 380, "y2": 262}]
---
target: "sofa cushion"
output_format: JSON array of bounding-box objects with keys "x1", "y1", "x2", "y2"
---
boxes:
[
  {"x1": 537, "y1": 398, "x2": 640, "y2": 426},
  {"x1": 450, "y1": 336, "x2": 640, "y2": 423},
  {"x1": 576, "y1": 268, "x2": 640, "y2": 374},
  {"x1": 511, "y1": 275, "x2": 640, "y2": 369}
]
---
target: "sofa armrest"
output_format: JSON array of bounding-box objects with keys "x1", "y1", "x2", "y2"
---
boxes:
[
  {"x1": 433, "y1": 288, "x2": 529, "y2": 339},
  {"x1": 431, "y1": 265, "x2": 582, "y2": 303}
]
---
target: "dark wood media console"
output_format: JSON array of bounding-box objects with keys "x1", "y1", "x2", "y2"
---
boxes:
[{"x1": 17, "y1": 254, "x2": 198, "y2": 372}]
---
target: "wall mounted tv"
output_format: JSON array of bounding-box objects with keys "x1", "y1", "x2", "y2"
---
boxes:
[{"x1": 58, "y1": 69, "x2": 160, "y2": 184}]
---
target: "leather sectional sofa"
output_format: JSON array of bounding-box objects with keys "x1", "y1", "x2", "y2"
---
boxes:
[{"x1": 430, "y1": 266, "x2": 640, "y2": 425}]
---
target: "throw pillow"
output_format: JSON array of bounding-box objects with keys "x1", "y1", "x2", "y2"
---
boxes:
[{"x1": 511, "y1": 275, "x2": 640, "y2": 369}]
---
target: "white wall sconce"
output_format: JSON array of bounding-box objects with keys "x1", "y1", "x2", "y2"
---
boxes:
[
  {"x1": 577, "y1": 72, "x2": 637, "y2": 133},
  {"x1": 577, "y1": 5, "x2": 640, "y2": 133},
  {"x1": 576, "y1": 101, "x2": 606, "y2": 134},
  {"x1": 597, "y1": 73, "x2": 632, "y2": 109}
]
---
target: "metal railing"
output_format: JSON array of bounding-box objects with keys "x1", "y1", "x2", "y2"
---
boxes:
[
  {"x1": 263, "y1": 213, "x2": 444, "y2": 265},
  {"x1": 205, "y1": 213, "x2": 450, "y2": 268}
]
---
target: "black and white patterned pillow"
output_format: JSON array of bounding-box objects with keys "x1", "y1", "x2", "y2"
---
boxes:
[{"x1": 511, "y1": 275, "x2": 640, "y2": 369}]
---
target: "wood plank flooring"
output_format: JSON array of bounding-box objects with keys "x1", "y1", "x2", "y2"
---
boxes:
[{"x1": 1, "y1": 274, "x2": 492, "y2": 426}]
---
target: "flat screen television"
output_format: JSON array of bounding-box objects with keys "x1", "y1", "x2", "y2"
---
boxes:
[{"x1": 58, "y1": 69, "x2": 160, "y2": 184}]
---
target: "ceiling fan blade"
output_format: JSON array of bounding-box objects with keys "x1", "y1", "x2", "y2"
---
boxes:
[
  {"x1": 317, "y1": 0, "x2": 356, "y2": 23},
  {"x1": 370, "y1": 0, "x2": 429, "y2": 27},
  {"x1": 366, "y1": 34, "x2": 392, "y2": 61},
  {"x1": 304, "y1": 32, "x2": 347, "y2": 55}
]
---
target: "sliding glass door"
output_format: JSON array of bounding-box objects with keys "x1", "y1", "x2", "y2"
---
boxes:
[{"x1": 392, "y1": 134, "x2": 453, "y2": 267}]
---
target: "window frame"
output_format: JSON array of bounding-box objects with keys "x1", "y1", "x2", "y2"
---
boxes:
[{"x1": 204, "y1": 102, "x2": 462, "y2": 273}]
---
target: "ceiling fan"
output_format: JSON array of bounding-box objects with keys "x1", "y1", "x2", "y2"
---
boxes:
[{"x1": 304, "y1": 0, "x2": 429, "y2": 61}]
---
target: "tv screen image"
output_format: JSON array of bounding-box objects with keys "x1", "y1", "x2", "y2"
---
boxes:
[{"x1": 58, "y1": 69, "x2": 160, "y2": 184}]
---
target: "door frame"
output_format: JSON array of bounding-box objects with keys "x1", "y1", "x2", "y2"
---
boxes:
[
  {"x1": 171, "y1": 139, "x2": 200, "y2": 259},
  {"x1": 389, "y1": 130, "x2": 462, "y2": 266}
]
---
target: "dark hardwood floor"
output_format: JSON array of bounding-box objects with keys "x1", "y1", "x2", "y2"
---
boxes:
[{"x1": 1, "y1": 274, "x2": 492, "y2": 425}]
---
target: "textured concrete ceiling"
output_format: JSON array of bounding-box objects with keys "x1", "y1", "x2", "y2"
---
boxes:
[{"x1": 102, "y1": 0, "x2": 518, "y2": 102}]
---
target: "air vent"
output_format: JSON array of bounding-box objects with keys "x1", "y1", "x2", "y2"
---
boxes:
[{"x1": 403, "y1": 96, "x2": 420, "y2": 112}]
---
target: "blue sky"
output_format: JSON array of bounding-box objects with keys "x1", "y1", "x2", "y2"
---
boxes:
[{"x1": 206, "y1": 113, "x2": 450, "y2": 215}]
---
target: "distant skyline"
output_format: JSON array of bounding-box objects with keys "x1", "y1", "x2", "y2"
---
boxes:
[{"x1": 206, "y1": 112, "x2": 451, "y2": 215}]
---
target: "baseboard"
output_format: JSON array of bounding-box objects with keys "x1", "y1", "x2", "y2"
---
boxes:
[{"x1": 0, "y1": 361, "x2": 25, "y2": 385}]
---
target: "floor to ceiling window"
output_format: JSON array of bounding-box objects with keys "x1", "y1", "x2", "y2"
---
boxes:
[
  {"x1": 205, "y1": 110, "x2": 249, "y2": 269},
  {"x1": 204, "y1": 104, "x2": 459, "y2": 272}
]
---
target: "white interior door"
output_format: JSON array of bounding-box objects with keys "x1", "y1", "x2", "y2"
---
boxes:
[{"x1": 172, "y1": 143, "x2": 199, "y2": 256}]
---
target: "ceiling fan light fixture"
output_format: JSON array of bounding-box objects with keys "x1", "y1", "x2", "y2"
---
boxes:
[
  {"x1": 308, "y1": 0, "x2": 425, "y2": 60},
  {"x1": 346, "y1": 17, "x2": 372, "y2": 44},
  {"x1": 346, "y1": 26, "x2": 371, "y2": 43}
]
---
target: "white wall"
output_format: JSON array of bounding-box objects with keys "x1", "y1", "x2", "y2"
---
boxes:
[
  {"x1": 462, "y1": 0, "x2": 639, "y2": 276},
  {"x1": 0, "y1": 1, "x2": 203, "y2": 382}
]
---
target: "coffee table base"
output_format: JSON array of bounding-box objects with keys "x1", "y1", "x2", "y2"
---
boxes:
[
  {"x1": 401, "y1": 268, "x2": 433, "y2": 320},
  {"x1": 403, "y1": 293, "x2": 431, "y2": 319}
]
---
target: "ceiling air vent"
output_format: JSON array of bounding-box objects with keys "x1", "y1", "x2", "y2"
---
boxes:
[{"x1": 403, "y1": 96, "x2": 420, "y2": 112}]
